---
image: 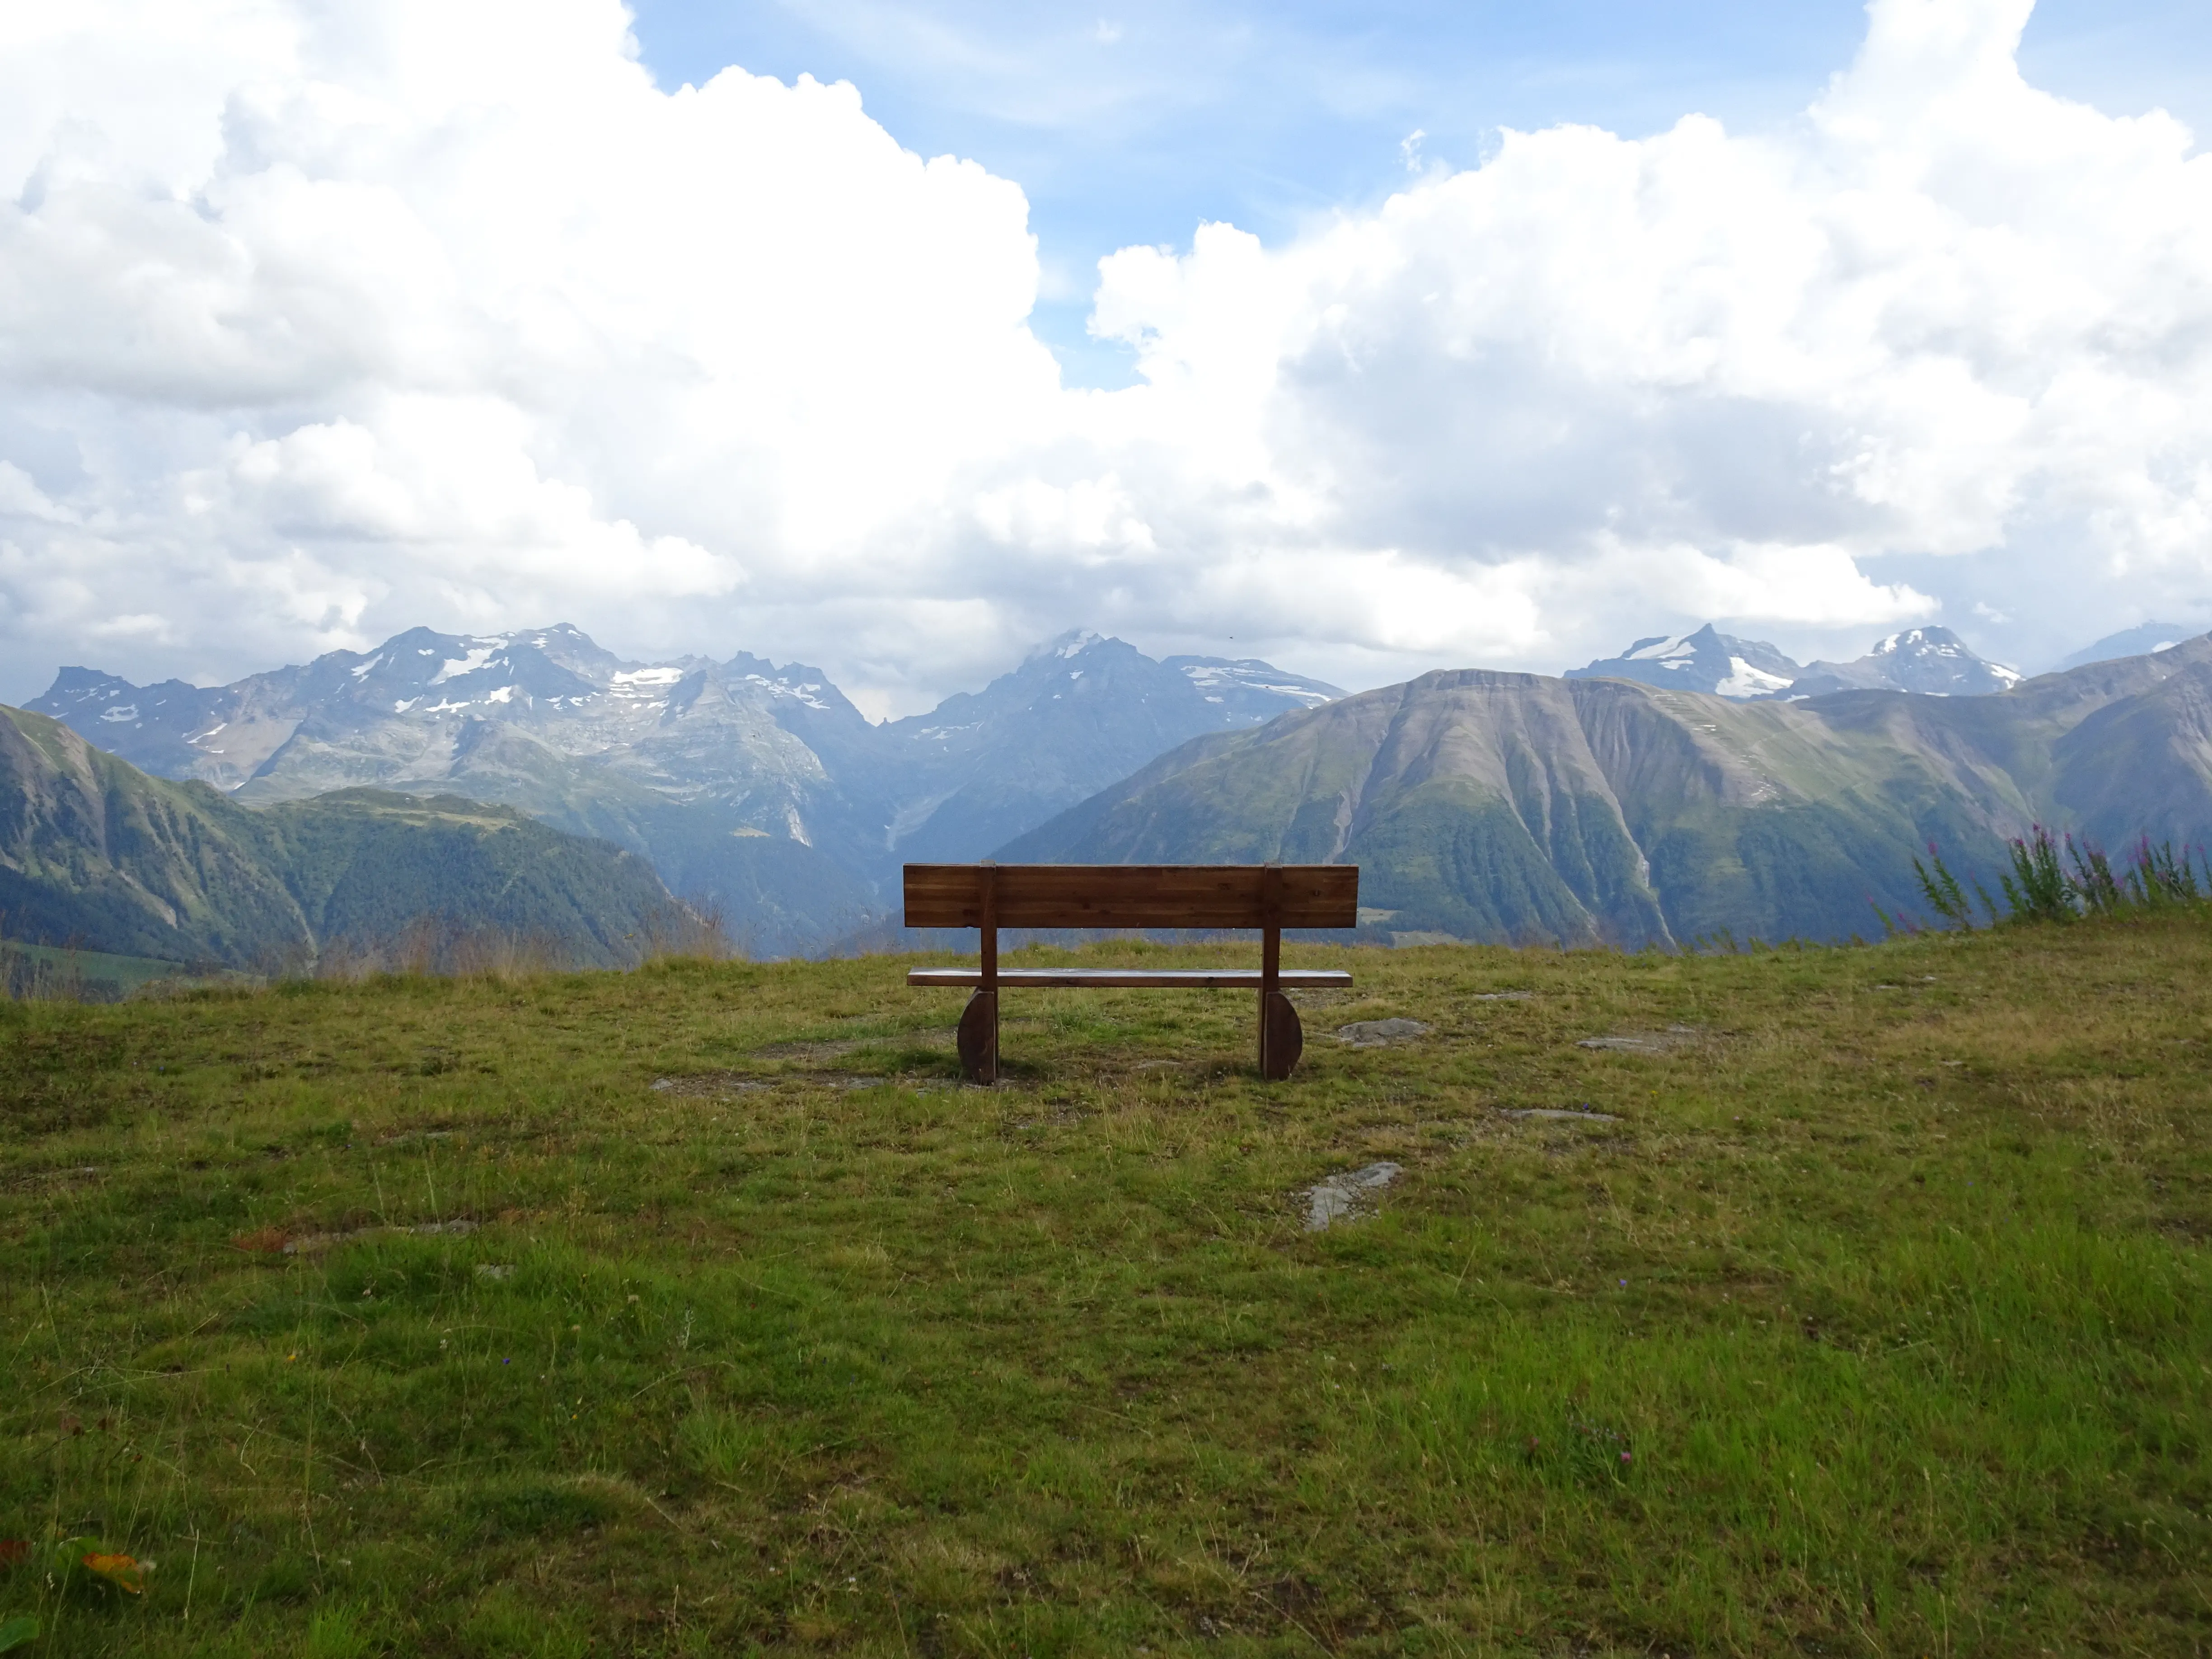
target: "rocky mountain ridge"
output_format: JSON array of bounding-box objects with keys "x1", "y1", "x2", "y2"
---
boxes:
[{"x1": 31, "y1": 625, "x2": 1342, "y2": 954}]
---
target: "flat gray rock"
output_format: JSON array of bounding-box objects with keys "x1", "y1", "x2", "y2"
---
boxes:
[
  {"x1": 278, "y1": 1216, "x2": 478, "y2": 1255},
  {"x1": 1500, "y1": 1107, "x2": 1619, "y2": 1123},
  {"x1": 652, "y1": 1074, "x2": 767, "y2": 1096},
  {"x1": 1576, "y1": 1025, "x2": 1698, "y2": 1054},
  {"x1": 1336, "y1": 1018, "x2": 1430, "y2": 1047},
  {"x1": 1303, "y1": 1161, "x2": 1402, "y2": 1231},
  {"x1": 1472, "y1": 991, "x2": 1532, "y2": 1001}
]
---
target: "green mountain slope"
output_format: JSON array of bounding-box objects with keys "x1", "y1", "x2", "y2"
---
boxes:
[
  {"x1": 1002, "y1": 642, "x2": 2212, "y2": 946},
  {"x1": 405, "y1": 719, "x2": 876, "y2": 958},
  {"x1": 254, "y1": 790, "x2": 674, "y2": 966},
  {"x1": 0, "y1": 708, "x2": 672, "y2": 968},
  {"x1": 0, "y1": 705, "x2": 310, "y2": 962}
]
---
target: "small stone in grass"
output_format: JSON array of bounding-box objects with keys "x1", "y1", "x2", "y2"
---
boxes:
[
  {"x1": 475, "y1": 1264, "x2": 515, "y2": 1281},
  {"x1": 1576, "y1": 1026, "x2": 1697, "y2": 1054},
  {"x1": 1302, "y1": 1162, "x2": 1402, "y2": 1231}
]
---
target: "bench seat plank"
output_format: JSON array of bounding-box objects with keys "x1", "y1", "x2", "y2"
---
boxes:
[
  {"x1": 905, "y1": 863, "x2": 1358, "y2": 929},
  {"x1": 906, "y1": 967, "x2": 1354, "y2": 990}
]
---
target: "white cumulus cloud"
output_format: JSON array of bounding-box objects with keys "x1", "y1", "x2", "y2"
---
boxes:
[
  {"x1": 1070, "y1": 0, "x2": 2212, "y2": 680},
  {"x1": 0, "y1": 0, "x2": 2209, "y2": 709}
]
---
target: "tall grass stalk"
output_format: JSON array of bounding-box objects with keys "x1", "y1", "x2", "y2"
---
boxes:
[{"x1": 1914, "y1": 828, "x2": 2211, "y2": 930}]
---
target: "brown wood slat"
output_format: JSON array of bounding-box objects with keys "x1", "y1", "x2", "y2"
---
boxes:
[
  {"x1": 907, "y1": 967, "x2": 1354, "y2": 989},
  {"x1": 904, "y1": 864, "x2": 1359, "y2": 928}
]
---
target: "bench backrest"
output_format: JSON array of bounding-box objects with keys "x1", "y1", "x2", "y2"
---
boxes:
[{"x1": 904, "y1": 863, "x2": 1358, "y2": 930}]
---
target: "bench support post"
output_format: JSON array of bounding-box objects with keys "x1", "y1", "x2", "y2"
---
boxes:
[
  {"x1": 1261, "y1": 989, "x2": 1302, "y2": 1080},
  {"x1": 957, "y1": 989, "x2": 998, "y2": 1084},
  {"x1": 961, "y1": 862, "x2": 1000, "y2": 1084},
  {"x1": 1257, "y1": 862, "x2": 1302, "y2": 1080}
]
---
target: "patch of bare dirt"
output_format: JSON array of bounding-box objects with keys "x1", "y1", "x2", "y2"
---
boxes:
[{"x1": 748, "y1": 1040, "x2": 864, "y2": 1061}]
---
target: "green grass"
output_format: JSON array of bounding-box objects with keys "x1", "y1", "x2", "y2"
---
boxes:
[
  {"x1": 0, "y1": 944, "x2": 234, "y2": 1004},
  {"x1": 1, "y1": 919, "x2": 2208, "y2": 1655}
]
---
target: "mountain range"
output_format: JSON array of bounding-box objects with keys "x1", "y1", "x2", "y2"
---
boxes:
[
  {"x1": 0, "y1": 706, "x2": 670, "y2": 968},
  {"x1": 1568, "y1": 624, "x2": 2022, "y2": 700},
  {"x1": 28, "y1": 627, "x2": 1340, "y2": 955},
  {"x1": 23, "y1": 613, "x2": 2212, "y2": 962},
  {"x1": 1008, "y1": 634, "x2": 2212, "y2": 948}
]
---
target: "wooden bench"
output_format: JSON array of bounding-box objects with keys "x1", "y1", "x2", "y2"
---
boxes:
[{"x1": 904, "y1": 862, "x2": 1358, "y2": 1083}]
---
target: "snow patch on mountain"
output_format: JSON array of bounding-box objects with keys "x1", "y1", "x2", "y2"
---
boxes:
[
  {"x1": 431, "y1": 645, "x2": 500, "y2": 684},
  {"x1": 1714, "y1": 659, "x2": 1796, "y2": 699},
  {"x1": 740, "y1": 673, "x2": 833, "y2": 710},
  {"x1": 1165, "y1": 657, "x2": 1342, "y2": 718}
]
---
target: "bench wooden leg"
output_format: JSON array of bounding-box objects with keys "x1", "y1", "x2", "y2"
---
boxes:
[
  {"x1": 957, "y1": 989, "x2": 998, "y2": 1084},
  {"x1": 1259, "y1": 990, "x2": 1303, "y2": 1080}
]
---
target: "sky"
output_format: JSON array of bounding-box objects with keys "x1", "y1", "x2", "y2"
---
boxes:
[
  {"x1": 2, "y1": 0, "x2": 2211, "y2": 714},
  {"x1": 627, "y1": 0, "x2": 2212, "y2": 387}
]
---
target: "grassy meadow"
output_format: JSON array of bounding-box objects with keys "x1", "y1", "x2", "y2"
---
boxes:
[{"x1": 1, "y1": 917, "x2": 2208, "y2": 1655}]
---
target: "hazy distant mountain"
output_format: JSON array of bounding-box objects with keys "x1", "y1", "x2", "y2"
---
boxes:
[
  {"x1": 1564, "y1": 625, "x2": 1802, "y2": 698},
  {"x1": 1789, "y1": 627, "x2": 2021, "y2": 697},
  {"x1": 28, "y1": 624, "x2": 1340, "y2": 954},
  {"x1": 879, "y1": 631, "x2": 1340, "y2": 864},
  {"x1": 0, "y1": 707, "x2": 671, "y2": 967},
  {"x1": 1162, "y1": 655, "x2": 1344, "y2": 724},
  {"x1": 2056, "y1": 623, "x2": 2202, "y2": 674},
  {"x1": 1004, "y1": 637, "x2": 2212, "y2": 947}
]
